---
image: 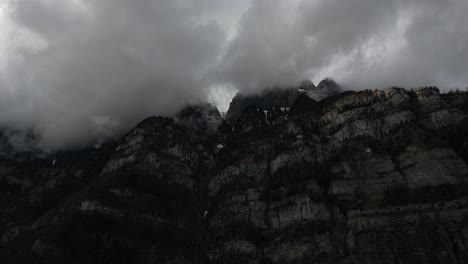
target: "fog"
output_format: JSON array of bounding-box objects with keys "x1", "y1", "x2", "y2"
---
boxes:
[{"x1": 0, "y1": 0, "x2": 467, "y2": 150}]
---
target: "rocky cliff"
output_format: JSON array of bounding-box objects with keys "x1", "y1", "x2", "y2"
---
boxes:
[
  {"x1": 1, "y1": 83, "x2": 468, "y2": 264},
  {"x1": 225, "y1": 79, "x2": 341, "y2": 124}
]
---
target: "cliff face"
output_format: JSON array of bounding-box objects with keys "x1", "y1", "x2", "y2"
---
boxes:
[
  {"x1": 225, "y1": 79, "x2": 340, "y2": 124},
  {"x1": 2, "y1": 86, "x2": 468, "y2": 264}
]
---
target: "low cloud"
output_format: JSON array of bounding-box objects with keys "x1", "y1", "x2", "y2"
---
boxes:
[
  {"x1": 0, "y1": 0, "x2": 467, "y2": 150},
  {"x1": 220, "y1": 0, "x2": 468, "y2": 91}
]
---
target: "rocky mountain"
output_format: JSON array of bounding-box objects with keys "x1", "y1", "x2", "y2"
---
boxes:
[
  {"x1": 225, "y1": 79, "x2": 341, "y2": 124},
  {"x1": 1, "y1": 83, "x2": 468, "y2": 263}
]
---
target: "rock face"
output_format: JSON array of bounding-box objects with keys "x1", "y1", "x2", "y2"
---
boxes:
[
  {"x1": 2, "y1": 86, "x2": 468, "y2": 264},
  {"x1": 225, "y1": 79, "x2": 341, "y2": 124},
  {"x1": 0, "y1": 136, "x2": 115, "y2": 248}
]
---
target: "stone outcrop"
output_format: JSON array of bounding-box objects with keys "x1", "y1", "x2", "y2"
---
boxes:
[{"x1": 1, "y1": 86, "x2": 468, "y2": 264}]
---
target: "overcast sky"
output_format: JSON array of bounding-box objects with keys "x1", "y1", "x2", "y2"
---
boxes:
[{"x1": 0, "y1": 0, "x2": 467, "y2": 151}]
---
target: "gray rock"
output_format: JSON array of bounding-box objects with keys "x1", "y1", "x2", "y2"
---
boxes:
[{"x1": 2, "y1": 86, "x2": 468, "y2": 264}]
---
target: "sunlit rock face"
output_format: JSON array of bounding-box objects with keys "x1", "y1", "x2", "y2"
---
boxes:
[{"x1": 2, "y1": 85, "x2": 468, "y2": 264}]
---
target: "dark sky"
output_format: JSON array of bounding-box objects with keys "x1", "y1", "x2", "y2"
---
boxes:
[{"x1": 0, "y1": 0, "x2": 467, "y2": 150}]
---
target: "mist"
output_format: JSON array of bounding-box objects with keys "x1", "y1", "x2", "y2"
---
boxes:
[{"x1": 0, "y1": 0, "x2": 467, "y2": 151}]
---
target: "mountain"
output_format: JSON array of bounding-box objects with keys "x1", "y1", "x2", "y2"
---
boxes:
[
  {"x1": 2, "y1": 85, "x2": 468, "y2": 263},
  {"x1": 225, "y1": 79, "x2": 342, "y2": 124}
]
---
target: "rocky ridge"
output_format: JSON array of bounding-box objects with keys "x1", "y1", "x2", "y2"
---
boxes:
[
  {"x1": 225, "y1": 79, "x2": 341, "y2": 124},
  {"x1": 1, "y1": 83, "x2": 468, "y2": 263}
]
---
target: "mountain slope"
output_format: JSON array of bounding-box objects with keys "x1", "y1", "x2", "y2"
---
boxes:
[{"x1": 1, "y1": 86, "x2": 468, "y2": 263}]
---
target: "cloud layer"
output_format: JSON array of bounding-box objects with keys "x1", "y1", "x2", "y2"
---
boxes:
[{"x1": 1, "y1": 0, "x2": 467, "y2": 150}]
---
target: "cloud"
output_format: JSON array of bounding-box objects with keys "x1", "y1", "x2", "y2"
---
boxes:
[
  {"x1": 220, "y1": 0, "x2": 468, "y2": 90},
  {"x1": 0, "y1": 0, "x2": 231, "y2": 150},
  {"x1": 0, "y1": 0, "x2": 467, "y2": 150}
]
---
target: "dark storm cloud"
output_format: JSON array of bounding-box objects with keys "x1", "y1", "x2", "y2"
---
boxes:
[
  {"x1": 1, "y1": 0, "x2": 227, "y2": 150},
  {"x1": 220, "y1": 0, "x2": 468, "y2": 91},
  {"x1": 1, "y1": 0, "x2": 467, "y2": 150}
]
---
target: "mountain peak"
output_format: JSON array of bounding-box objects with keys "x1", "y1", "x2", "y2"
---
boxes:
[
  {"x1": 317, "y1": 78, "x2": 340, "y2": 91},
  {"x1": 225, "y1": 79, "x2": 341, "y2": 124},
  {"x1": 299, "y1": 79, "x2": 316, "y2": 91},
  {"x1": 176, "y1": 103, "x2": 223, "y2": 135}
]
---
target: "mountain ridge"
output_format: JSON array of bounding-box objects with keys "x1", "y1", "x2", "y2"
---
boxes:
[
  {"x1": 225, "y1": 79, "x2": 342, "y2": 124},
  {"x1": 1, "y1": 85, "x2": 468, "y2": 263}
]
